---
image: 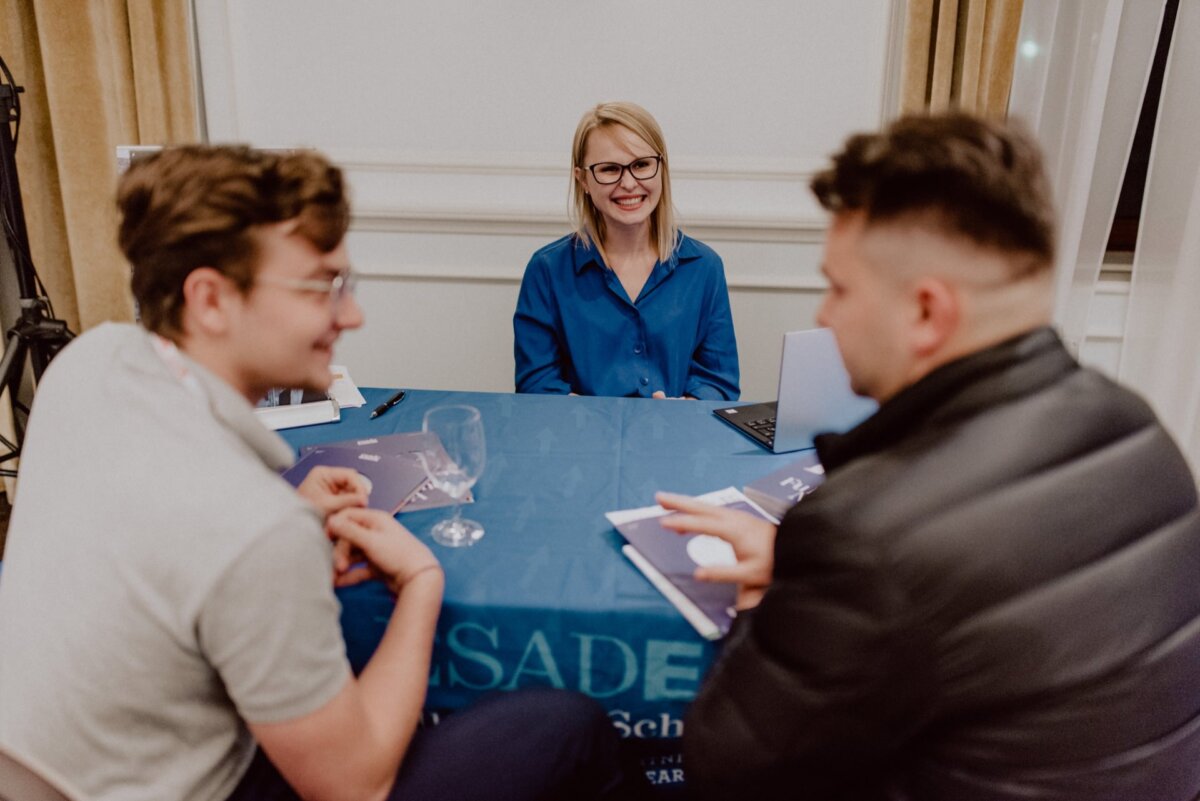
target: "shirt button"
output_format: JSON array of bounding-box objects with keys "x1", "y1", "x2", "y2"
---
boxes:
[
  {"x1": 634, "y1": 345, "x2": 643, "y2": 354},
  {"x1": 640, "y1": 377, "x2": 649, "y2": 386}
]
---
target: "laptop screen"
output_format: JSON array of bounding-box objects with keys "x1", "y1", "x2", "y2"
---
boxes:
[{"x1": 770, "y1": 328, "x2": 876, "y2": 453}]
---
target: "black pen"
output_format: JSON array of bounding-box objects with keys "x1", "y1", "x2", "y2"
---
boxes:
[{"x1": 370, "y1": 390, "x2": 407, "y2": 419}]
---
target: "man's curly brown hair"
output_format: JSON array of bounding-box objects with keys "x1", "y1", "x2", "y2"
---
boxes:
[{"x1": 117, "y1": 145, "x2": 349, "y2": 339}]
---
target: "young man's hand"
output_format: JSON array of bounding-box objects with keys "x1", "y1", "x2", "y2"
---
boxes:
[
  {"x1": 296, "y1": 465, "x2": 369, "y2": 518},
  {"x1": 326, "y1": 507, "x2": 443, "y2": 595}
]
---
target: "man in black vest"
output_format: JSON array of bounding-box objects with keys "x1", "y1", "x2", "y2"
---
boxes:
[{"x1": 660, "y1": 113, "x2": 1200, "y2": 801}]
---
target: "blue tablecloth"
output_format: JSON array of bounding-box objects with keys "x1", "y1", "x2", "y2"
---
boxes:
[{"x1": 283, "y1": 388, "x2": 798, "y2": 789}]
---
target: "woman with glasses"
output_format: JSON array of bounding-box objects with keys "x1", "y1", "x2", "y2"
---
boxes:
[{"x1": 513, "y1": 101, "x2": 739, "y2": 399}]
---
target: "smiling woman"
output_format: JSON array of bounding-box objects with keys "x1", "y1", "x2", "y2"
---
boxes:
[{"x1": 512, "y1": 101, "x2": 740, "y2": 401}]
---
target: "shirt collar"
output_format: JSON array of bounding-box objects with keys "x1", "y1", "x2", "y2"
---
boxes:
[
  {"x1": 146, "y1": 332, "x2": 296, "y2": 472},
  {"x1": 571, "y1": 231, "x2": 699, "y2": 275},
  {"x1": 815, "y1": 326, "x2": 1074, "y2": 473}
]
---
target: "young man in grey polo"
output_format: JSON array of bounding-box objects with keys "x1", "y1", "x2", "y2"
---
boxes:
[{"x1": 0, "y1": 146, "x2": 638, "y2": 801}]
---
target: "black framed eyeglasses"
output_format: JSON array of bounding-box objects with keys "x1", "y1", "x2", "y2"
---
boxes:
[
  {"x1": 585, "y1": 155, "x2": 662, "y2": 185},
  {"x1": 256, "y1": 267, "x2": 358, "y2": 307}
]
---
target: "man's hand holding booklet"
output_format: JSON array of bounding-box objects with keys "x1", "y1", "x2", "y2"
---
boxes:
[{"x1": 606, "y1": 487, "x2": 778, "y2": 640}]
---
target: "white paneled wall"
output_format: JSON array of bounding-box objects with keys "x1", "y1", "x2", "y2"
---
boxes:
[
  {"x1": 1080, "y1": 276, "x2": 1131, "y2": 378},
  {"x1": 192, "y1": 0, "x2": 1124, "y2": 399},
  {"x1": 193, "y1": 0, "x2": 900, "y2": 400}
]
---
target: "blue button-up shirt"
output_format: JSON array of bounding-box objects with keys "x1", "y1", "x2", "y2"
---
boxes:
[{"x1": 513, "y1": 233, "x2": 739, "y2": 400}]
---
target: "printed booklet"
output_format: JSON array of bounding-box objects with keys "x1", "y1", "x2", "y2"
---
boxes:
[
  {"x1": 742, "y1": 451, "x2": 826, "y2": 519},
  {"x1": 281, "y1": 446, "x2": 429, "y2": 514},
  {"x1": 299, "y1": 431, "x2": 471, "y2": 511},
  {"x1": 606, "y1": 487, "x2": 779, "y2": 641}
]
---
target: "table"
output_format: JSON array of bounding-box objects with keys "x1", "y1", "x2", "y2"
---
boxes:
[{"x1": 282, "y1": 389, "x2": 799, "y2": 792}]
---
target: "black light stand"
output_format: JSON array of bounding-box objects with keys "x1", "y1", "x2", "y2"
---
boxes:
[{"x1": 0, "y1": 58, "x2": 75, "y2": 478}]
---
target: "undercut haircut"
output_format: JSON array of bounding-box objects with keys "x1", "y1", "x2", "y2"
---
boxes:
[
  {"x1": 117, "y1": 145, "x2": 349, "y2": 339},
  {"x1": 811, "y1": 113, "x2": 1056, "y2": 278}
]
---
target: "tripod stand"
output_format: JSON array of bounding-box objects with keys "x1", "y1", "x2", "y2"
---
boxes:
[{"x1": 0, "y1": 60, "x2": 75, "y2": 479}]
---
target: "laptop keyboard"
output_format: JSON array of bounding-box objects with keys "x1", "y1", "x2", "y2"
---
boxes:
[
  {"x1": 746, "y1": 415, "x2": 776, "y2": 445},
  {"x1": 712, "y1": 402, "x2": 782, "y2": 451}
]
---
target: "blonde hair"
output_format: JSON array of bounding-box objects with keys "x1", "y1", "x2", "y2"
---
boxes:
[{"x1": 569, "y1": 101, "x2": 678, "y2": 264}]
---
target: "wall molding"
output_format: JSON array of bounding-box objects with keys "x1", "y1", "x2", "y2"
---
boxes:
[
  {"x1": 339, "y1": 149, "x2": 830, "y2": 243},
  {"x1": 351, "y1": 206, "x2": 827, "y2": 244},
  {"x1": 351, "y1": 266, "x2": 1130, "y2": 317},
  {"x1": 1084, "y1": 278, "x2": 1130, "y2": 342},
  {"x1": 331, "y1": 149, "x2": 824, "y2": 183},
  {"x1": 356, "y1": 264, "x2": 829, "y2": 293}
]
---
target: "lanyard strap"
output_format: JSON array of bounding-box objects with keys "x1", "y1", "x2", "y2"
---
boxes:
[{"x1": 149, "y1": 334, "x2": 205, "y2": 400}]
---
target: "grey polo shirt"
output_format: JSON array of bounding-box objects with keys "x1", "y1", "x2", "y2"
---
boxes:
[{"x1": 0, "y1": 324, "x2": 350, "y2": 801}]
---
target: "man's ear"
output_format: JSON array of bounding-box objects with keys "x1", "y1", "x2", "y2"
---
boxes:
[
  {"x1": 179, "y1": 267, "x2": 237, "y2": 337},
  {"x1": 910, "y1": 276, "x2": 960, "y2": 357}
]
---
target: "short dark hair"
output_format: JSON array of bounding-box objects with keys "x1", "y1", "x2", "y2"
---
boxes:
[
  {"x1": 117, "y1": 145, "x2": 349, "y2": 338},
  {"x1": 810, "y1": 113, "x2": 1056, "y2": 277}
]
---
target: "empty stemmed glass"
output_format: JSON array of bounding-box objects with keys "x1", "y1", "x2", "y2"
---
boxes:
[{"x1": 417, "y1": 404, "x2": 486, "y2": 547}]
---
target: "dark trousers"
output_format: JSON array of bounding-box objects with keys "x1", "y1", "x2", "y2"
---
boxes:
[{"x1": 226, "y1": 688, "x2": 649, "y2": 801}]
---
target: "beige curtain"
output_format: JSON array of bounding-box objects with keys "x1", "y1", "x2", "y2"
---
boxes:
[
  {"x1": 0, "y1": 0, "x2": 199, "y2": 333},
  {"x1": 900, "y1": 0, "x2": 1025, "y2": 118}
]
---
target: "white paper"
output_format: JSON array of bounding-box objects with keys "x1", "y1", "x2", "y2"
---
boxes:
[
  {"x1": 604, "y1": 486, "x2": 778, "y2": 527},
  {"x1": 328, "y1": 365, "x2": 367, "y2": 408}
]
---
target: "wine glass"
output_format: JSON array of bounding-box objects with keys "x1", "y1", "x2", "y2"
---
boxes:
[{"x1": 418, "y1": 404, "x2": 486, "y2": 547}]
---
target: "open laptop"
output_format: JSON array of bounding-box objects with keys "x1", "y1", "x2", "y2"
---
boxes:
[{"x1": 713, "y1": 328, "x2": 877, "y2": 453}]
